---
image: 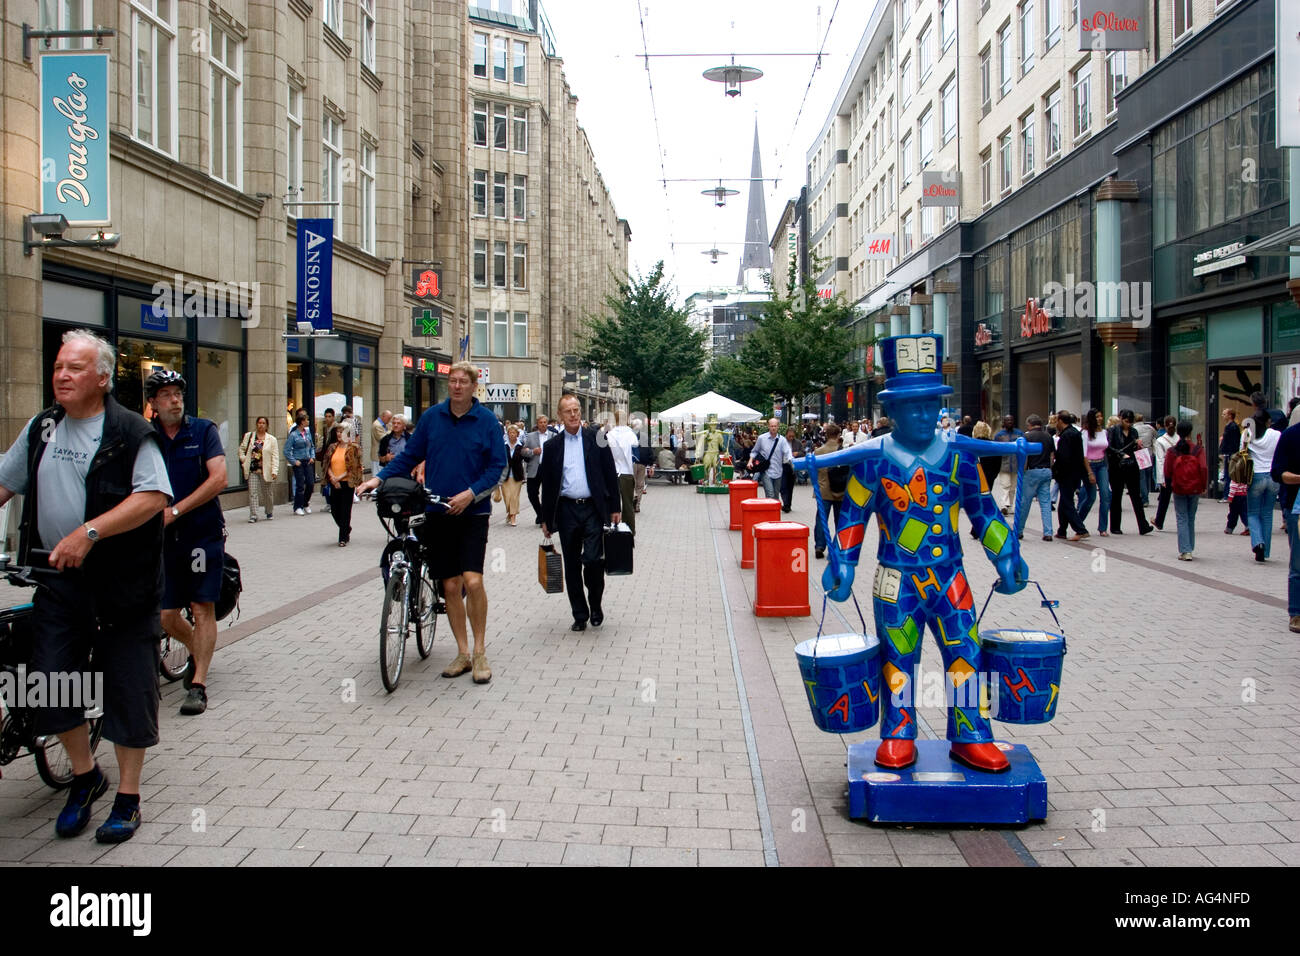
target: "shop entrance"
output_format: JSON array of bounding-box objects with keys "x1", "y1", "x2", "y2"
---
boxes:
[{"x1": 1208, "y1": 363, "x2": 1260, "y2": 433}]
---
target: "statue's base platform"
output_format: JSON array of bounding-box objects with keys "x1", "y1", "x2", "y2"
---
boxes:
[
  {"x1": 696, "y1": 484, "x2": 728, "y2": 494},
  {"x1": 847, "y1": 739, "x2": 1047, "y2": 824}
]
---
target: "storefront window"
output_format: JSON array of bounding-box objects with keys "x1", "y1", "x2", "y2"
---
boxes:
[
  {"x1": 979, "y1": 359, "x2": 1004, "y2": 424},
  {"x1": 196, "y1": 346, "x2": 243, "y2": 486},
  {"x1": 315, "y1": 362, "x2": 346, "y2": 445},
  {"x1": 974, "y1": 241, "x2": 1006, "y2": 350},
  {"x1": 1270, "y1": 300, "x2": 1300, "y2": 354},
  {"x1": 354, "y1": 366, "x2": 376, "y2": 465},
  {"x1": 1206, "y1": 306, "x2": 1262, "y2": 360},
  {"x1": 116, "y1": 337, "x2": 185, "y2": 418},
  {"x1": 1167, "y1": 316, "x2": 1206, "y2": 430},
  {"x1": 1009, "y1": 200, "x2": 1082, "y2": 334}
]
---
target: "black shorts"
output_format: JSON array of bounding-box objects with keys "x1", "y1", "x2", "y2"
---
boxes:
[
  {"x1": 417, "y1": 512, "x2": 490, "y2": 580},
  {"x1": 162, "y1": 535, "x2": 224, "y2": 610},
  {"x1": 30, "y1": 575, "x2": 161, "y2": 749}
]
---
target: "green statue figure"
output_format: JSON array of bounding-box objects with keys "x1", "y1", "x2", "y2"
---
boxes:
[{"x1": 695, "y1": 414, "x2": 727, "y2": 485}]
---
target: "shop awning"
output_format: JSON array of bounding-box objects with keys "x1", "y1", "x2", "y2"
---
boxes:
[{"x1": 1235, "y1": 223, "x2": 1300, "y2": 257}]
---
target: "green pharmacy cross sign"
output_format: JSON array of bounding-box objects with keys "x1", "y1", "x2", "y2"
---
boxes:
[{"x1": 412, "y1": 305, "x2": 441, "y2": 337}]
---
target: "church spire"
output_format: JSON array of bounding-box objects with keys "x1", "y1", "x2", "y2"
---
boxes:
[{"x1": 738, "y1": 119, "x2": 771, "y2": 285}]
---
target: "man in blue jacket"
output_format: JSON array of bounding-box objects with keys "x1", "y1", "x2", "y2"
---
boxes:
[{"x1": 358, "y1": 362, "x2": 507, "y2": 684}]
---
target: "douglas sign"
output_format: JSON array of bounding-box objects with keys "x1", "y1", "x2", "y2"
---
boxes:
[{"x1": 40, "y1": 52, "x2": 111, "y2": 225}]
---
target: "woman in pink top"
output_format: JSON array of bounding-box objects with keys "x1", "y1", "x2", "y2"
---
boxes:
[{"x1": 1074, "y1": 408, "x2": 1112, "y2": 535}]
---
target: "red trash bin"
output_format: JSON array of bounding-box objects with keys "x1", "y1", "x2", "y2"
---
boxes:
[
  {"x1": 753, "y1": 521, "x2": 811, "y2": 617},
  {"x1": 740, "y1": 498, "x2": 782, "y2": 569},
  {"x1": 728, "y1": 480, "x2": 758, "y2": 530}
]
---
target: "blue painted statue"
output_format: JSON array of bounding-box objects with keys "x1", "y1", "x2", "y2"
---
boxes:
[{"x1": 797, "y1": 334, "x2": 1039, "y2": 774}]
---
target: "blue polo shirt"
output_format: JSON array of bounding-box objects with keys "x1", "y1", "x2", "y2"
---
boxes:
[
  {"x1": 155, "y1": 415, "x2": 225, "y2": 541},
  {"x1": 379, "y1": 398, "x2": 507, "y2": 516}
]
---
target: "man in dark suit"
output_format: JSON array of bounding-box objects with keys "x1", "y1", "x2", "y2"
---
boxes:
[
  {"x1": 1052, "y1": 409, "x2": 1090, "y2": 541},
  {"x1": 540, "y1": 394, "x2": 622, "y2": 631}
]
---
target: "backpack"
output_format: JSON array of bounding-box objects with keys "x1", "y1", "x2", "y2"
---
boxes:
[
  {"x1": 215, "y1": 553, "x2": 243, "y2": 622},
  {"x1": 827, "y1": 465, "x2": 851, "y2": 494},
  {"x1": 1170, "y1": 448, "x2": 1206, "y2": 496},
  {"x1": 1227, "y1": 447, "x2": 1253, "y2": 485}
]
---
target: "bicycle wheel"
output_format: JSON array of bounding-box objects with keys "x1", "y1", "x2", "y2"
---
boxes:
[
  {"x1": 379, "y1": 565, "x2": 410, "y2": 692},
  {"x1": 35, "y1": 711, "x2": 106, "y2": 790},
  {"x1": 415, "y1": 569, "x2": 438, "y2": 659},
  {"x1": 159, "y1": 633, "x2": 192, "y2": 683}
]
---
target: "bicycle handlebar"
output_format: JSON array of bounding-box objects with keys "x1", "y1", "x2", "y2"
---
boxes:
[{"x1": 0, "y1": 550, "x2": 60, "y2": 589}]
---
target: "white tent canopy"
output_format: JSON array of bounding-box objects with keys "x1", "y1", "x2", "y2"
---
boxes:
[{"x1": 656, "y1": 391, "x2": 764, "y2": 423}]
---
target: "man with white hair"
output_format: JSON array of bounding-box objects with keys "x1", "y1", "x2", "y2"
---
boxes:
[
  {"x1": 371, "y1": 409, "x2": 392, "y2": 475},
  {"x1": 0, "y1": 329, "x2": 172, "y2": 844},
  {"x1": 749, "y1": 418, "x2": 793, "y2": 501}
]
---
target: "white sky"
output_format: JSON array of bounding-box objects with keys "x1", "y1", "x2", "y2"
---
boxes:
[{"x1": 540, "y1": 0, "x2": 877, "y2": 305}]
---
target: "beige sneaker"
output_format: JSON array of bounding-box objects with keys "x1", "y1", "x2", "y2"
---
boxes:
[
  {"x1": 1290, "y1": 616, "x2": 1300, "y2": 634},
  {"x1": 472, "y1": 652, "x2": 492, "y2": 684},
  {"x1": 441, "y1": 653, "x2": 472, "y2": 678}
]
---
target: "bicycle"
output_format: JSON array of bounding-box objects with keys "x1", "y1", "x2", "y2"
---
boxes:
[
  {"x1": 159, "y1": 611, "x2": 194, "y2": 684},
  {"x1": 0, "y1": 552, "x2": 106, "y2": 789},
  {"x1": 372, "y1": 481, "x2": 448, "y2": 692}
]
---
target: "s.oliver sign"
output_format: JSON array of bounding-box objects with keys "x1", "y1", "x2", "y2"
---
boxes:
[
  {"x1": 1077, "y1": 1, "x2": 1147, "y2": 52},
  {"x1": 40, "y1": 52, "x2": 111, "y2": 225},
  {"x1": 920, "y1": 171, "x2": 960, "y2": 207}
]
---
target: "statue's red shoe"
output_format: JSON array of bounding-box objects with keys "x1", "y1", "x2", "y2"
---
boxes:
[
  {"x1": 874, "y1": 738, "x2": 916, "y2": 769},
  {"x1": 949, "y1": 742, "x2": 1010, "y2": 773}
]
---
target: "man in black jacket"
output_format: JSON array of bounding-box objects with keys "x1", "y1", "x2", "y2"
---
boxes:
[
  {"x1": 1052, "y1": 410, "x2": 1090, "y2": 541},
  {"x1": 540, "y1": 394, "x2": 622, "y2": 631},
  {"x1": 1218, "y1": 409, "x2": 1240, "y2": 499}
]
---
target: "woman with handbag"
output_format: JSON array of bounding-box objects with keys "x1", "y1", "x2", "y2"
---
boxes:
[
  {"x1": 323, "y1": 422, "x2": 363, "y2": 546},
  {"x1": 1240, "y1": 395, "x2": 1280, "y2": 561},
  {"x1": 239, "y1": 416, "x2": 280, "y2": 523},
  {"x1": 1106, "y1": 409, "x2": 1153, "y2": 535},
  {"x1": 501, "y1": 425, "x2": 527, "y2": 526},
  {"x1": 1074, "y1": 409, "x2": 1111, "y2": 535}
]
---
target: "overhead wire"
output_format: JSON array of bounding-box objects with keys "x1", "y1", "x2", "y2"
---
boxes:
[
  {"x1": 772, "y1": 0, "x2": 842, "y2": 201},
  {"x1": 635, "y1": 0, "x2": 681, "y2": 281}
]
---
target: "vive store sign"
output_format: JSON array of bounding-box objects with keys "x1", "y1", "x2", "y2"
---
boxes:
[{"x1": 1077, "y1": 0, "x2": 1147, "y2": 51}]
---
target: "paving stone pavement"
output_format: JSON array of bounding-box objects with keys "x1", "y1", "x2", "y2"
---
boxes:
[{"x1": 2, "y1": 482, "x2": 1297, "y2": 866}]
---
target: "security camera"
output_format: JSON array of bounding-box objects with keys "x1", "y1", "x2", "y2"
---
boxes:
[
  {"x1": 296, "y1": 321, "x2": 313, "y2": 334},
  {"x1": 28, "y1": 213, "x2": 69, "y2": 238}
]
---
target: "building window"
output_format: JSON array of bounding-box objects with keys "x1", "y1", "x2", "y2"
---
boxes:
[
  {"x1": 918, "y1": 107, "x2": 933, "y2": 166},
  {"x1": 921, "y1": 205, "x2": 936, "y2": 243},
  {"x1": 473, "y1": 240, "x2": 487, "y2": 287},
  {"x1": 131, "y1": 0, "x2": 177, "y2": 155},
  {"x1": 918, "y1": 21, "x2": 933, "y2": 81},
  {"x1": 40, "y1": 0, "x2": 93, "y2": 48},
  {"x1": 940, "y1": 0, "x2": 956, "y2": 51},
  {"x1": 1019, "y1": 2, "x2": 1034, "y2": 75},
  {"x1": 493, "y1": 242, "x2": 507, "y2": 289},
  {"x1": 493, "y1": 172, "x2": 507, "y2": 219},
  {"x1": 900, "y1": 55, "x2": 912, "y2": 105},
  {"x1": 208, "y1": 25, "x2": 241, "y2": 188},
  {"x1": 472, "y1": 169, "x2": 487, "y2": 216},
  {"x1": 513, "y1": 244, "x2": 527, "y2": 290},
  {"x1": 323, "y1": 0, "x2": 342, "y2": 38},
  {"x1": 900, "y1": 210, "x2": 913, "y2": 255},
  {"x1": 998, "y1": 22, "x2": 1012, "y2": 97},
  {"x1": 1020, "y1": 111, "x2": 1035, "y2": 178},
  {"x1": 1106, "y1": 52, "x2": 1127, "y2": 118},
  {"x1": 999, "y1": 130, "x2": 1012, "y2": 193},
  {"x1": 473, "y1": 309, "x2": 489, "y2": 354},
  {"x1": 1072, "y1": 62, "x2": 1091, "y2": 137},
  {"x1": 322, "y1": 111, "x2": 343, "y2": 238},
  {"x1": 981, "y1": 147, "x2": 993, "y2": 207},
  {"x1": 513, "y1": 175, "x2": 526, "y2": 220},
  {"x1": 1044, "y1": 0, "x2": 1060, "y2": 50},
  {"x1": 900, "y1": 131, "x2": 913, "y2": 183},
  {"x1": 980, "y1": 45, "x2": 991, "y2": 112},
  {"x1": 360, "y1": 0, "x2": 376, "y2": 71},
  {"x1": 513, "y1": 106, "x2": 528, "y2": 152},
  {"x1": 493, "y1": 36, "x2": 507, "y2": 81},
  {"x1": 287, "y1": 84, "x2": 303, "y2": 216},
  {"x1": 473, "y1": 100, "x2": 487, "y2": 147},
  {"x1": 941, "y1": 77, "x2": 956, "y2": 144},
  {"x1": 494, "y1": 102, "x2": 507, "y2": 149},
  {"x1": 492, "y1": 310, "x2": 509, "y2": 357},
  {"x1": 1173, "y1": 0, "x2": 1193, "y2": 43},
  {"x1": 900, "y1": 0, "x2": 910, "y2": 30},
  {"x1": 473, "y1": 32, "x2": 488, "y2": 78},
  {"x1": 512, "y1": 312, "x2": 528, "y2": 357},
  {"x1": 1044, "y1": 87, "x2": 1061, "y2": 159},
  {"x1": 1070, "y1": 0, "x2": 1078, "y2": 25},
  {"x1": 513, "y1": 39, "x2": 527, "y2": 84},
  {"x1": 360, "y1": 142, "x2": 375, "y2": 254},
  {"x1": 887, "y1": 166, "x2": 895, "y2": 209}
]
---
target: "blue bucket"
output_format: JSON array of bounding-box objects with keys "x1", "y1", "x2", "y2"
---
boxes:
[
  {"x1": 794, "y1": 633, "x2": 881, "y2": 734},
  {"x1": 980, "y1": 629, "x2": 1066, "y2": 724}
]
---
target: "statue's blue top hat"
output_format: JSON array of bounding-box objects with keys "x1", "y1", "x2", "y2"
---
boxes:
[{"x1": 877, "y1": 333, "x2": 953, "y2": 401}]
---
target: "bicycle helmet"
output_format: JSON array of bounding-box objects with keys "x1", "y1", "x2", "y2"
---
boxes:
[{"x1": 145, "y1": 368, "x2": 186, "y2": 399}]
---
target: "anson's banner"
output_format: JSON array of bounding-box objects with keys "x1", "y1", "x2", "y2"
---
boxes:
[
  {"x1": 40, "y1": 51, "x2": 111, "y2": 225},
  {"x1": 1077, "y1": 0, "x2": 1147, "y2": 51},
  {"x1": 296, "y1": 219, "x2": 334, "y2": 331}
]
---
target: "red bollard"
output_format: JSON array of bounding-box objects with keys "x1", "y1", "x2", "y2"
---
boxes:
[
  {"x1": 753, "y1": 521, "x2": 811, "y2": 617},
  {"x1": 728, "y1": 479, "x2": 758, "y2": 530},
  {"x1": 740, "y1": 498, "x2": 782, "y2": 569}
]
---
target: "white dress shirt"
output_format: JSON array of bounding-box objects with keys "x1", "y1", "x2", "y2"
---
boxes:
[
  {"x1": 607, "y1": 425, "x2": 637, "y2": 476},
  {"x1": 561, "y1": 428, "x2": 592, "y2": 498}
]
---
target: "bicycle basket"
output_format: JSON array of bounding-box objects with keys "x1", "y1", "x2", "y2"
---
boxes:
[{"x1": 376, "y1": 477, "x2": 427, "y2": 519}]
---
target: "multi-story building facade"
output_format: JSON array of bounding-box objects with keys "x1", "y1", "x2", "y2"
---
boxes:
[
  {"x1": 0, "y1": 0, "x2": 626, "y2": 538},
  {"x1": 797, "y1": 0, "x2": 1291, "y2": 432}
]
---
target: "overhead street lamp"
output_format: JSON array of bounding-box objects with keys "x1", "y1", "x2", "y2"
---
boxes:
[{"x1": 702, "y1": 57, "x2": 763, "y2": 98}]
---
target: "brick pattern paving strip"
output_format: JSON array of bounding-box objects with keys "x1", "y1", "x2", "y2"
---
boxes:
[{"x1": 1, "y1": 482, "x2": 1297, "y2": 866}]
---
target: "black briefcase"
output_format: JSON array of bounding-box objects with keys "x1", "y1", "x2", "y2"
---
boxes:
[{"x1": 604, "y1": 523, "x2": 634, "y2": 575}]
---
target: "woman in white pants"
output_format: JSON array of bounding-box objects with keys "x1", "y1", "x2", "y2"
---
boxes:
[{"x1": 239, "y1": 416, "x2": 280, "y2": 522}]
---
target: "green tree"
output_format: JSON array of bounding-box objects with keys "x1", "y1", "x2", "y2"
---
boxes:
[
  {"x1": 577, "y1": 261, "x2": 708, "y2": 415},
  {"x1": 736, "y1": 265, "x2": 864, "y2": 421}
]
